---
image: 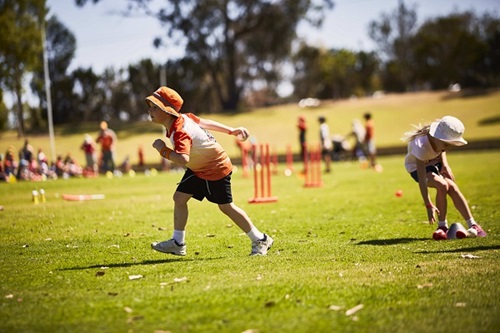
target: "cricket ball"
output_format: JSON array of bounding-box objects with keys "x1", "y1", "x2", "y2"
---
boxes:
[{"x1": 395, "y1": 190, "x2": 403, "y2": 197}]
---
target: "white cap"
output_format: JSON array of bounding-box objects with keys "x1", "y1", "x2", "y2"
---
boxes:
[{"x1": 429, "y1": 116, "x2": 467, "y2": 146}]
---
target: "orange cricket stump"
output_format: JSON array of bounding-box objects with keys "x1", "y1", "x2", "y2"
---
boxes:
[
  {"x1": 248, "y1": 143, "x2": 278, "y2": 204},
  {"x1": 304, "y1": 145, "x2": 323, "y2": 188}
]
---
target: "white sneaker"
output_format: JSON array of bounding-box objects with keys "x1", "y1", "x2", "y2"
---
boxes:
[
  {"x1": 250, "y1": 234, "x2": 274, "y2": 256},
  {"x1": 151, "y1": 239, "x2": 187, "y2": 256}
]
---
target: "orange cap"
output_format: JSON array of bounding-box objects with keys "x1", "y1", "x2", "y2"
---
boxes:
[{"x1": 145, "y1": 86, "x2": 183, "y2": 117}]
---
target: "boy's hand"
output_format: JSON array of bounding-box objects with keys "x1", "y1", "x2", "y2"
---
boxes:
[
  {"x1": 152, "y1": 139, "x2": 166, "y2": 152},
  {"x1": 230, "y1": 127, "x2": 249, "y2": 141}
]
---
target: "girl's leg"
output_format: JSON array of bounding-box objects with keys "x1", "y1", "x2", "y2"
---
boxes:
[{"x1": 445, "y1": 179, "x2": 473, "y2": 220}]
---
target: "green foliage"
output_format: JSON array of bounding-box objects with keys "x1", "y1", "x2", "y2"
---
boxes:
[
  {"x1": 77, "y1": 0, "x2": 334, "y2": 112},
  {"x1": 0, "y1": 151, "x2": 499, "y2": 332},
  {"x1": 0, "y1": 91, "x2": 8, "y2": 130},
  {"x1": 0, "y1": 0, "x2": 46, "y2": 136},
  {"x1": 368, "y1": 4, "x2": 500, "y2": 92}
]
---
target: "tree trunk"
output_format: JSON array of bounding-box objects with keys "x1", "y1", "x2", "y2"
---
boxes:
[{"x1": 15, "y1": 80, "x2": 25, "y2": 138}]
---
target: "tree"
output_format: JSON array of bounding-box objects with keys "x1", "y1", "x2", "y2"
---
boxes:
[
  {"x1": 292, "y1": 44, "x2": 380, "y2": 100},
  {"x1": 368, "y1": 0, "x2": 418, "y2": 91},
  {"x1": 0, "y1": 0, "x2": 46, "y2": 137},
  {"x1": 483, "y1": 15, "x2": 500, "y2": 87},
  {"x1": 76, "y1": 0, "x2": 334, "y2": 112},
  {"x1": 292, "y1": 43, "x2": 325, "y2": 99},
  {"x1": 0, "y1": 90, "x2": 8, "y2": 131},
  {"x1": 411, "y1": 12, "x2": 486, "y2": 89},
  {"x1": 72, "y1": 67, "x2": 106, "y2": 122}
]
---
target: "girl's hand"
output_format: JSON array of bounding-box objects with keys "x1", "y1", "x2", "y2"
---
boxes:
[
  {"x1": 152, "y1": 139, "x2": 166, "y2": 152},
  {"x1": 426, "y1": 204, "x2": 440, "y2": 224},
  {"x1": 230, "y1": 127, "x2": 249, "y2": 141},
  {"x1": 441, "y1": 165, "x2": 455, "y2": 180}
]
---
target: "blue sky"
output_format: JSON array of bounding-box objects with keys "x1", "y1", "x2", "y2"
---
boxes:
[{"x1": 47, "y1": 0, "x2": 500, "y2": 73}]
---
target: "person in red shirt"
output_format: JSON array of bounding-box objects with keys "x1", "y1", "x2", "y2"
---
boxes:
[
  {"x1": 297, "y1": 116, "x2": 307, "y2": 163},
  {"x1": 146, "y1": 86, "x2": 274, "y2": 256},
  {"x1": 363, "y1": 112, "x2": 380, "y2": 171},
  {"x1": 96, "y1": 121, "x2": 117, "y2": 173},
  {"x1": 81, "y1": 134, "x2": 98, "y2": 174}
]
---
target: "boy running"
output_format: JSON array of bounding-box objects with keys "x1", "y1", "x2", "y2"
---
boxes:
[{"x1": 146, "y1": 86, "x2": 274, "y2": 256}]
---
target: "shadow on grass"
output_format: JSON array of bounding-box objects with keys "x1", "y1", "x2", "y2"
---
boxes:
[
  {"x1": 414, "y1": 245, "x2": 500, "y2": 254},
  {"x1": 356, "y1": 237, "x2": 429, "y2": 246},
  {"x1": 59, "y1": 257, "x2": 223, "y2": 271}
]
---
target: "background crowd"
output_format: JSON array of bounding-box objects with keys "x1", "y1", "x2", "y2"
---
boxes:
[{"x1": 0, "y1": 121, "x2": 120, "y2": 182}]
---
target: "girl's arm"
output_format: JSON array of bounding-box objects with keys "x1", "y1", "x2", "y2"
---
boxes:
[
  {"x1": 439, "y1": 151, "x2": 455, "y2": 180},
  {"x1": 197, "y1": 118, "x2": 249, "y2": 141},
  {"x1": 416, "y1": 159, "x2": 439, "y2": 224}
]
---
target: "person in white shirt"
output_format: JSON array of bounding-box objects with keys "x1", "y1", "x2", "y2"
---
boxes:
[
  {"x1": 318, "y1": 116, "x2": 333, "y2": 173},
  {"x1": 402, "y1": 116, "x2": 486, "y2": 239}
]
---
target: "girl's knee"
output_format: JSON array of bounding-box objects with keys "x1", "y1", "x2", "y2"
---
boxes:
[
  {"x1": 434, "y1": 179, "x2": 449, "y2": 193},
  {"x1": 446, "y1": 180, "x2": 460, "y2": 194}
]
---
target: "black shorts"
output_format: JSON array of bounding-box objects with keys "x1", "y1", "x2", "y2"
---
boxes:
[
  {"x1": 176, "y1": 169, "x2": 233, "y2": 204},
  {"x1": 410, "y1": 162, "x2": 442, "y2": 182}
]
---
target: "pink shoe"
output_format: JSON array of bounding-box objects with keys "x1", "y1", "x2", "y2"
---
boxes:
[
  {"x1": 433, "y1": 228, "x2": 447, "y2": 240},
  {"x1": 470, "y1": 224, "x2": 487, "y2": 237}
]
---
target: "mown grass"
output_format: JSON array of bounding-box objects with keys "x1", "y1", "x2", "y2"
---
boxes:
[{"x1": 1, "y1": 150, "x2": 499, "y2": 333}]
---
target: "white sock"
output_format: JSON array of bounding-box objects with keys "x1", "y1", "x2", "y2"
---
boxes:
[
  {"x1": 172, "y1": 230, "x2": 185, "y2": 245},
  {"x1": 438, "y1": 221, "x2": 448, "y2": 228},
  {"x1": 246, "y1": 227, "x2": 264, "y2": 242},
  {"x1": 466, "y1": 218, "x2": 476, "y2": 228}
]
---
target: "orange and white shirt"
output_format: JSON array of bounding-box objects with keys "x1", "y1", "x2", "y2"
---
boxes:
[{"x1": 167, "y1": 113, "x2": 232, "y2": 181}]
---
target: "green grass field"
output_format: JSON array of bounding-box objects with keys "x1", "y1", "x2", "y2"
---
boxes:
[{"x1": 1, "y1": 150, "x2": 499, "y2": 332}]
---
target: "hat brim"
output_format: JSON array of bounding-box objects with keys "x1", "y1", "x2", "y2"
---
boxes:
[
  {"x1": 145, "y1": 96, "x2": 180, "y2": 117},
  {"x1": 429, "y1": 121, "x2": 467, "y2": 146}
]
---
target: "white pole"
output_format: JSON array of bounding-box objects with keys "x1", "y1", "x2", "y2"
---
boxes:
[{"x1": 41, "y1": 21, "x2": 56, "y2": 163}]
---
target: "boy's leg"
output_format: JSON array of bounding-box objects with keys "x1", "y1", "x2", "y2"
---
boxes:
[
  {"x1": 218, "y1": 202, "x2": 254, "y2": 233},
  {"x1": 218, "y1": 202, "x2": 273, "y2": 255},
  {"x1": 173, "y1": 191, "x2": 192, "y2": 231},
  {"x1": 151, "y1": 191, "x2": 192, "y2": 255}
]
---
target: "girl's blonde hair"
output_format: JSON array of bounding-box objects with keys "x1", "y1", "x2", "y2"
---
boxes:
[{"x1": 401, "y1": 123, "x2": 431, "y2": 142}]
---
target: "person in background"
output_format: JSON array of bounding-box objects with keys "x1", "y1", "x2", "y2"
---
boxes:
[
  {"x1": 348, "y1": 119, "x2": 365, "y2": 161},
  {"x1": 318, "y1": 116, "x2": 332, "y2": 173},
  {"x1": 363, "y1": 112, "x2": 380, "y2": 171},
  {"x1": 298, "y1": 116, "x2": 307, "y2": 163},
  {"x1": 402, "y1": 115, "x2": 486, "y2": 239},
  {"x1": 96, "y1": 121, "x2": 117, "y2": 173},
  {"x1": 145, "y1": 86, "x2": 273, "y2": 256},
  {"x1": 0, "y1": 154, "x2": 7, "y2": 181},
  {"x1": 4, "y1": 146, "x2": 16, "y2": 178},
  {"x1": 81, "y1": 134, "x2": 98, "y2": 175},
  {"x1": 17, "y1": 139, "x2": 34, "y2": 179}
]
